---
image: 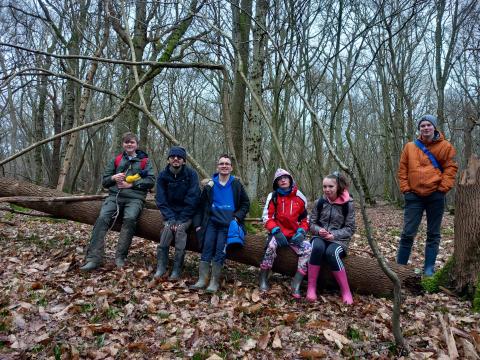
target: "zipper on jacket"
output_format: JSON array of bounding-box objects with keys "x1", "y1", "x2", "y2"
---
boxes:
[{"x1": 326, "y1": 205, "x2": 333, "y2": 230}]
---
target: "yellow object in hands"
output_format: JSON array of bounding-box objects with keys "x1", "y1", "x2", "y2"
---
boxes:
[{"x1": 125, "y1": 174, "x2": 141, "y2": 183}]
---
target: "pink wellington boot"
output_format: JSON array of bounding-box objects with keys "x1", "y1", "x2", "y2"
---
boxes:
[
  {"x1": 332, "y1": 269, "x2": 353, "y2": 305},
  {"x1": 306, "y1": 264, "x2": 321, "y2": 302}
]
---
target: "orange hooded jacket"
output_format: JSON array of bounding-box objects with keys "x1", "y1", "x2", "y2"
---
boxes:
[{"x1": 398, "y1": 132, "x2": 458, "y2": 196}]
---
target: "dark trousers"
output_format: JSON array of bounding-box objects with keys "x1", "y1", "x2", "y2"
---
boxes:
[
  {"x1": 86, "y1": 196, "x2": 144, "y2": 264},
  {"x1": 200, "y1": 221, "x2": 228, "y2": 265},
  {"x1": 397, "y1": 191, "x2": 445, "y2": 275},
  {"x1": 309, "y1": 237, "x2": 345, "y2": 271}
]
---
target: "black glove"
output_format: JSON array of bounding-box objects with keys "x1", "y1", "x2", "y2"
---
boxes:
[
  {"x1": 272, "y1": 227, "x2": 289, "y2": 247},
  {"x1": 290, "y1": 228, "x2": 305, "y2": 246}
]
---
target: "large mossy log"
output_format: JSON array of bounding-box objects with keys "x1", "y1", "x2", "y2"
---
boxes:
[{"x1": 0, "y1": 176, "x2": 419, "y2": 296}]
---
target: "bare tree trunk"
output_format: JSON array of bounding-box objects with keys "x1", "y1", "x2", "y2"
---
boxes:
[
  {"x1": 33, "y1": 67, "x2": 48, "y2": 185},
  {"x1": 453, "y1": 155, "x2": 480, "y2": 295},
  {"x1": 57, "y1": 2, "x2": 107, "y2": 192},
  {"x1": 229, "y1": 0, "x2": 253, "y2": 174},
  {"x1": 244, "y1": 0, "x2": 268, "y2": 199},
  {"x1": 346, "y1": 95, "x2": 375, "y2": 205}
]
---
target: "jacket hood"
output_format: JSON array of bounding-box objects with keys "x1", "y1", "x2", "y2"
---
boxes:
[
  {"x1": 327, "y1": 189, "x2": 351, "y2": 205},
  {"x1": 273, "y1": 168, "x2": 294, "y2": 190}
]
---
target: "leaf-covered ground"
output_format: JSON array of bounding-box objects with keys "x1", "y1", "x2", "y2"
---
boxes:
[{"x1": 0, "y1": 204, "x2": 479, "y2": 359}]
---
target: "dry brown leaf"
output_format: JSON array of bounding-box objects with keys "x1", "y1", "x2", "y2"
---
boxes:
[
  {"x1": 127, "y1": 342, "x2": 147, "y2": 351},
  {"x1": 323, "y1": 329, "x2": 350, "y2": 349},
  {"x1": 12, "y1": 312, "x2": 25, "y2": 329},
  {"x1": 282, "y1": 313, "x2": 297, "y2": 324},
  {"x1": 459, "y1": 338, "x2": 480, "y2": 360},
  {"x1": 299, "y1": 347, "x2": 327, "y2": 359},
  {"x1": 242, "y1": 338, "x2": 257, "y2": 351},
  {"x1": 87, "y1": 324, "x2": 113, "y2": 334},
  {"x1": 124, "y1": 303, "x2": 135, "y2": 316},
  {"x1": 97, "y1": 289, "x2": 113, "y2": 297},
  {"x1": 145, "y1": 300, "x2": 156, "y2": 314},
  {"x1": 70, "y1": 345, "x2": 80, "y2": 360},
  {"x1": 451, "y1": 326, "x2": 473, "y2": 340},
  {"x1": 134, "y1": 269, "x2": 149, "y2": 279},
  {"x1": 206, "y1": 355, "x2": 223, "y2": 360},
  {"x1": 211, "y1": 295, "x2": 220, "y2": 306},
  {"x1": 257, "y1": 332, "x2": 270, "y2": 350},
  {"x1": 272, "y1": 332, "x2": 282, "y2": 349},
  {"x1": 8, "y1": 257, "x2": 21, "y2": 263},
  {"x1": 31, "y1": 281, "x2": 43, "y2": 290},
  {"x1": 251, "y1": 289, "x2": 261, "y2": 303},
  {"x1": 35, "y1": 333, "x2": 51, "y2": 345},
  {"x1": 61, "y1": 285, "x2": 74, "y2": 294},
  {"x1": 471, "y1": 331, "x2": 480, "y2": 353},
  {"x1": 86, "y1": 349, "x2": 107, "y2": 359},
  {"x1": 243, "y1": 303, "x2": 262, "y2": 315},
  {"x1": 55, "y1": 262, "x2": 71, "y2": 273},
  {"x1": 106, "y1": 344, "x2": 120, "y2": 356},
  {"x1": 306, "y1": 319, "x2": 331, "y2": 329},
  {"x1": 160, "y1": 341, "x2": 175, "y2": 350}
]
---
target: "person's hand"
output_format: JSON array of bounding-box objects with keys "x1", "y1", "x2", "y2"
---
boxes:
[
  {"x1": 271, "y1": 227, "x2": 288, "y2": 247},
  {"x1": 290, "y1": 228, "x2": 305, "y2": 246},
  {"x1": 112, "y1": 172, "x2": 126, "y2": 183},
  {"x1": 324, "y1": 232, "x2": 334, "y2": 240},
  {"x1": 319, "y1": 228, "x2": 334, "y2": 240},
  {"x1": 195, "y1": 226, "x2": 202, "y2": 232},
  {"x1": 318, "y1": 228, "x2": 329, "y2": 237},
  {"x1": 170, "y1": 221, "x2": 182, "y2": 232},
  {"x1": 117, "y1": 180, "x2": 133, "y2": 189}
]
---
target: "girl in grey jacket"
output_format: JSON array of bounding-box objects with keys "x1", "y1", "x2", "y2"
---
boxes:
[{"x1": 307, "y1": 172, "x2": 355, "y2": 304}]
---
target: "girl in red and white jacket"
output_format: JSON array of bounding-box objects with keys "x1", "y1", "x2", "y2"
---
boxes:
[{"x1": 259, "y1": 169, "x2": 311, "y2": 298}]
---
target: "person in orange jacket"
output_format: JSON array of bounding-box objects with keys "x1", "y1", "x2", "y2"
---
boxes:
[{"x1": 397, "y1": 115, "x2": 458, "y2": 276}]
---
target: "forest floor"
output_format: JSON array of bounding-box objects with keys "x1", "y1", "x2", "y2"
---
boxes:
[{"x1": 0, "y1": 203, "x2": 479, "y2": 359}]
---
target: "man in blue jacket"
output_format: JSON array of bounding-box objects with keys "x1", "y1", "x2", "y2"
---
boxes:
[
  {"x1": 80, "y1": 132, "x2": 155, "y2": 271},
  {"x1": 155, "y1": 146, "x2": 200, "y2": 280},
  {"x1": 190, "y1": 154, "x2": 250, "y2": 292}
]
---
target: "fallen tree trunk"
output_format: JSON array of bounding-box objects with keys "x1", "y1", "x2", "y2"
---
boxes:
[{"x1": 0, "y1": 176, "x2": 419, "y2": 296}]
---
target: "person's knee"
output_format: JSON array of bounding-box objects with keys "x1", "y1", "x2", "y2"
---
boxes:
[
  {"x1": 175, "y1": 236, "x2": 187, "y2": 250},
  {"x1": 325, "y1": 245, "x2": 343, "y2": 268},
  {"x1": 311, "y1": 238, "x2": 326, "y2": 257}
]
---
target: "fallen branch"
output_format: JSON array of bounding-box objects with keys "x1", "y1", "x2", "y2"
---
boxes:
[
  {"x1": 437, "y1": 312, "x2": 459, "y2": 359},
  {"x1": 0, "y1": 206, "x2": 53, "y2": 218},
  {"x1": 0, "y1": 195, "x2": 108, "y2": 203}
]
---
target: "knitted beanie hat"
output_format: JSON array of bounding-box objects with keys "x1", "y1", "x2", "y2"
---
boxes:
[
  {"x1": 167, "y1": 146, "x2": 187, "y2": 160},
  {"x1": 417, "y1": 114, "x2": 438, "y2": 130}
]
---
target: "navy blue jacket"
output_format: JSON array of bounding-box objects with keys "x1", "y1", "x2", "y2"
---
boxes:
[{"x1": 155, "y1": 165, "x2": 200, "y2": 222}]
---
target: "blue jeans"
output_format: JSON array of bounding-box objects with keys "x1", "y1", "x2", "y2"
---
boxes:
[
  {"x1": 201, "y1": 221, "x2": 228, "y2": 265},
  {"x1": 397, "y1": 191, "x2": 445, "y2": 275}
]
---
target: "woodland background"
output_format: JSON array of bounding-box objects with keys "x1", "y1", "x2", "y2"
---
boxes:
[
  {"x1": 0, "y1": 0, "x2": 479, "y2": 203},
  {"x1": 1, "y1": 1, "x2": 480, "y2": 358}
]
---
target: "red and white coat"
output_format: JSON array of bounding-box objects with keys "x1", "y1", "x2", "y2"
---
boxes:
[{"x1": 262, "y1": 186, "x2": 309, "y2": 238}]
